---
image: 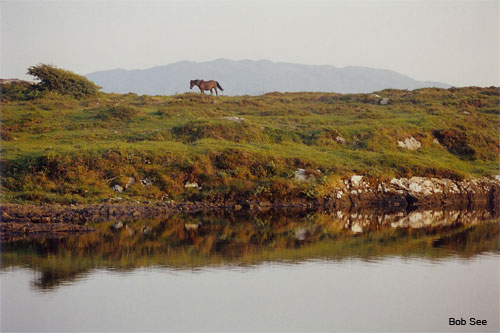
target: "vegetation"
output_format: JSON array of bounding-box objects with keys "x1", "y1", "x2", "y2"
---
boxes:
[
  {"x1": 26, "y1": 64, "x2": 100, "y2": 99},
  {"x1": 1, "y1": 78, "x2": 499, "y2": 204}
]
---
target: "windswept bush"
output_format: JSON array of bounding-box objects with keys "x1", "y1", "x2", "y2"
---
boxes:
[{"x1": 27, "y1": 64, "x2": 100, "y2": 99}]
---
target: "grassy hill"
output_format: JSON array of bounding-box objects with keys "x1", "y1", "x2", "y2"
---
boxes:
[{"x1": 1, "y1": 86, "x2": 499, "y2": 204}]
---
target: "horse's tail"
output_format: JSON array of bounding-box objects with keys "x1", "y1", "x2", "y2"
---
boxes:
[{"x1": 216, "y1": 81, "x2": 224, "y2": 91}]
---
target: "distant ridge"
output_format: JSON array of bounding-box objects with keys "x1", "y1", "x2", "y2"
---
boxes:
[{"x1": 86, "y1": 59, "x2": 450, "y2": 96}]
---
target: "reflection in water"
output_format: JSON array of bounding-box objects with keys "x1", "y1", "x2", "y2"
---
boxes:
[{"x1": 1, "y1": 208, "x2": 498, "y2": 291}]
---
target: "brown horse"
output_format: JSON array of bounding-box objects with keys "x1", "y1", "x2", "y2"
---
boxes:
[{"x1": 190, "y1": 79, "x2": 224, "y2": 96}]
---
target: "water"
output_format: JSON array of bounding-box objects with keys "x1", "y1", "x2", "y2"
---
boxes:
[{"x1": 1, "y1": 209, "x2": 499, "y2": 332}]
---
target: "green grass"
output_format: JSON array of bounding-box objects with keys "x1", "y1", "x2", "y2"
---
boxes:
[{"x1": 1, "y1": 87, "x2": 499, "y2": 204}]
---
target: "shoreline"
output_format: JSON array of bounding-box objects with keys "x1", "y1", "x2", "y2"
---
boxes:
[{"x1": 1, "y1": 176, "x2": 499, "y2": 236}]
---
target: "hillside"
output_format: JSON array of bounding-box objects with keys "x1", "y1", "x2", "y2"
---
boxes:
[
  {"x1": 1, "y1": 86, "x2": 498, "y2": 205},
  {"x1": 86, "y1": 59, "x2": 450, "y2": 95}
]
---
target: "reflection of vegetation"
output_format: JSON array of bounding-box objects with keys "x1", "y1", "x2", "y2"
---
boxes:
[{"x1": 1, "y1": 210, "x2": 498, "y2": 290}]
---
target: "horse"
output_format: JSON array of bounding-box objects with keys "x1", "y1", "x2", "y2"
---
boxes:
[{"x1": 190, "y1": 79, "x2": 224, "y2": 96}]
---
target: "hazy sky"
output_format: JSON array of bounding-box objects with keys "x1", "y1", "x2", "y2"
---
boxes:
[{"x1": 1, "y1": 0, "x2": 499, "y2": 86}]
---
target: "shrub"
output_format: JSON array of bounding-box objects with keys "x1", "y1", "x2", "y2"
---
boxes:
[
  {"x1": 433, "y1": 129, "x2": 476, "y2": 160},
  {"x1": 172, "y1": 120, "x2": 263, "y2": 143},
  {"x1": 97, "y1": 106, "x2": 139, "y2": 121},
  {"x1": 27, "y1": 64, "x2": 100, "y2": 99},
  {"x1": 0, "y1": 80, "x2": 40, "y2": 101}
]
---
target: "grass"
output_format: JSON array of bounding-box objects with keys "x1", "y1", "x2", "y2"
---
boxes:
[{"x1": 1, "y1": 87, "x2": 499, "y2": 204}]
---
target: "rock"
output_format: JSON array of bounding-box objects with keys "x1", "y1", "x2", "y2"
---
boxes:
[
  {"x1": 379, "y1": 98, "x2": 391, "y2": 105},
  {"x1": 125, "y1": 177, "x2": 135, "y2": 189},
  {"x1": 112, "y1": 184, "x2": 123, "y2": 193},
  {"x1": 141, "y1": 225, "x2": 153, "y2": 235},
  {"x1": 295, "y1": 227, "x2": 309, "y2": 241},
  {"x1": 462, "y1": 111, "x2": 470, "y2": 115},
  {"x1": 351, "y1": 223, "x2": 363, "y2": 233},
  {"x1": 185, "y1": 181, "x2": 201, "y2": 189},
  {"x1": 221, "y1": 116, "x2": 244, "y2": 122},
  {"x1": 110, "y1": 221, "x2": 124, "y2": 230},
  {"x1": 398, "y1": 137, "x2": 421, "y2": 150},
  {"x1": 335, "y1": 136, "x2": 346, "y2": 144},
  {"x1": 184, "y1": 223, "x2": 200, "y2": 231},
  {"x1": 350, "y1": 175, "x2": 363, "y2": 187},
  {"x1": 141, "y1": 178, "x2": 153, "y2": 186},
  {"x1": 294, "y1": 168, "x2": 307, "y2": 182},
  {"x1": 433, "y1": 138, "x2": 440, "y2": 145}
]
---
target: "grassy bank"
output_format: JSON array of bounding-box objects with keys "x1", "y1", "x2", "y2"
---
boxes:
[{"x1": 1, "y1": 86, "x2": 499, "y2": 204}]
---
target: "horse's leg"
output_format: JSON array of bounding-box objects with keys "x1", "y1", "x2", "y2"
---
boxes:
[{"x1": 215, "y1": 87, "x2": 218, "y2": 96}]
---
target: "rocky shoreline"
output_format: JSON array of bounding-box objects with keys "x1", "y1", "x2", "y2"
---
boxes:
[{"x1": 1, "y1": 176, "x2": 499, "y2": 239}]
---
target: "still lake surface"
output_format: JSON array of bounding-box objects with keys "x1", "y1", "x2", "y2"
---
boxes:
[{"x1": 1, "y1": 208, "x2": 499, "y2": 332}]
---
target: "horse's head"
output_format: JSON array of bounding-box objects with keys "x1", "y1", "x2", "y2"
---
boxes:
[{"x1": 190, "y1": 80, "x2": 197, "y2": 89}]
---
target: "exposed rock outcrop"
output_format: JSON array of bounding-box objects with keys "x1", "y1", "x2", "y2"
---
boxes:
[
  {"x1": 324, "y1": 176, "x2": 499, "y2": 211},
  {"x1": 397, "y1": 137, "x2": 421, "y2": 150}
]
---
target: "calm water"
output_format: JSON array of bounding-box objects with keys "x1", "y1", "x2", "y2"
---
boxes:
[{"x1": 1, "y1": 209, "x2": 499, "y2": 332}]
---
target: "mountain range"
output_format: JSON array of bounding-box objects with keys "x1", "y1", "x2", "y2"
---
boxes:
[{"x1": 86, "y1": 59, "x2": 450, "y2": 96}]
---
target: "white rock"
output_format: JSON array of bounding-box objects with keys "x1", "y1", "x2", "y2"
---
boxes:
[
  {"x1": 350, "y1": 175, "x2": 363, "y2": 186},
  {"x1": 351, "y1": 224, "x2": 363, "y2": 233},
  {"x1": 379, "y1": 98, "x2": 390, "y2": 105},
  {"x1": 184, "y1": 223, "x2": 200, "y2": 231},
  {"x1": 221, "y1": 116, "x2": 244, "y2": 122},
  {"x1": 185, "y1": 182, "x2": 201, "y2": 189},
  {"x1": 398, "y1": 137, "x2": 421, "y2": 150},
  {"x1": 294, "y1": 169, "x2": 307, "y2": 182},
  {"x1": 112, "y1": 184, "x2": 123, "y2": 193},
  {"x1": 295, "y1": 227, "x2": 308, "y2": 241},
  {"x1": 409, "y1": 182, "x2": 422, "y2": 192}
]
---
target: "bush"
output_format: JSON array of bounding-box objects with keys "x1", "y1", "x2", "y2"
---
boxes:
[
  {"x1": 433, "y1": 129, "x2": 476, "y2": 160},
  {"x1": 0, "y1": 80, "x2": 39, "y2": 101},
  {"x1": 172, "y1": 120, "x2": 264, "y2": 143},
  {"x1": 27, "y1": 64, "x2": 100, "y2": 99},
  {"x1": 97, "y1": 106, "x2": 139, "y2": 121}
]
